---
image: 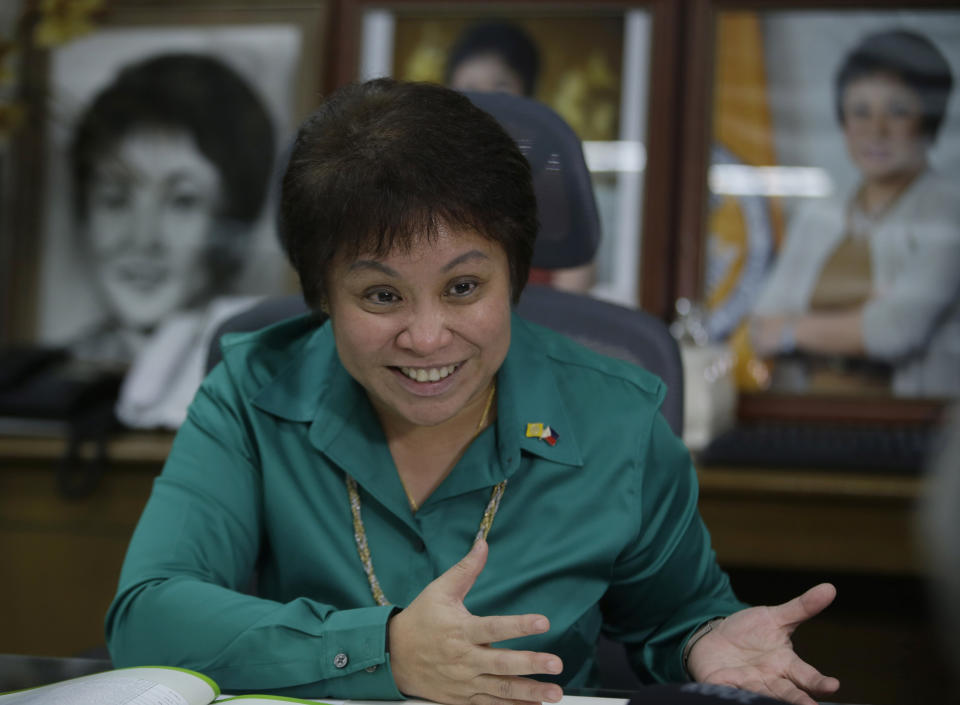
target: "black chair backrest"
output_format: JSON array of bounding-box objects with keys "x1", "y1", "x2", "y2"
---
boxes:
[
  {"x1": 465, "y1": 91, "x2": 601, "y2": 269},
  {"x1": 516, "y1": 285, "x2": 683, "y2": 435}
]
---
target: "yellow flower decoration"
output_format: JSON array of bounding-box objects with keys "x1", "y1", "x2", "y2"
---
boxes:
[
  {"x1": 33, "y1": 0, "x2": 106, "y2": 48},
  {"x1": 400, "y1": 23, "x2": 447, "y2": 84},
  {"x1": 551, "y1": 52, "x2": 619, "y2": 141}
]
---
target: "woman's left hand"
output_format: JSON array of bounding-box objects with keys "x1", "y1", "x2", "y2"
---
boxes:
[{"x1": 686, "y1": 583, "x2": 840, "y2": 705}]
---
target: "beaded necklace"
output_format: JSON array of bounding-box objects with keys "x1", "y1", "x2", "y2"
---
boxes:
[{"x1": 346, "y1": 383, "x2": 504, "y2": 606}]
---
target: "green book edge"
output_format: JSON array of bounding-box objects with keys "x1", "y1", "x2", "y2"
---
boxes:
[
  {"x1": 133, "y1": 665, "x2": 221, "y2": 697},
  {"x1": 218, "y1": 696, "x2": 335, "y2": 704}
]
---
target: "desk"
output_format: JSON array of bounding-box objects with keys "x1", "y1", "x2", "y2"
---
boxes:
[
  {"x1": 696, "y1": 465, "x2": 923, "y2": 574},
  {"x1": 0, "y1": 433, "x2": 925, "y2": 657},
  {"x1": 0, "y1": 433, "x2": 171, "y2": 657}
]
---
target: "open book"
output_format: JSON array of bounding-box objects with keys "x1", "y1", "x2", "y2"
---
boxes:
[
  {"x1": 0, "y1": 666, "x2": 633, "y2": 705},
  {"x1": 0, "y1": 666, "x2": 322, "y2": 704}
]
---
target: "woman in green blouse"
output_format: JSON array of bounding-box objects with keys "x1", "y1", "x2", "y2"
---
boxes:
[{"x1": 107, "y1": 78, "x2": 839, "y2": 705}]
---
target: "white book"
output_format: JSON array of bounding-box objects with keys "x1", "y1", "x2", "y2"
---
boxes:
[{"x1": 0, "y1": 667, "x2": 630, "y2": 705}]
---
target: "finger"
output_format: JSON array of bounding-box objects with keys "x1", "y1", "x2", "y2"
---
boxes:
[
  {"x1": 787, "y1": 657, "x2": 840, "y2": 695},
  {"x1": 720, "y1": 676, "x2": 816, "y2": 705},
  {"x1": 474, "y1": 646, "x2": 563, "y2": 677},
  {"x1": 468, "y1": 695, "x2": 544, "y2": 705},
  {"x1": 772, "y1": 583, "x2": 837, "y2": 627},
  {"x1": 467, "y1": 613, "x2": 551, "y2": 645},
  {"x1": 439, "y1": 538, "x2": 489, "y2": 603},
  {"x1": 768, "y1": 678, "x2": 819, "y2": 705},
  {"x1": 472, "y1": 674, "x2": 563, "y2": 704}
]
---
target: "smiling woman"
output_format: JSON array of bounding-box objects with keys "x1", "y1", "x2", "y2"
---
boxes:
[
  {"x1": 107, "y1": 78, "x2": 841, "y2": 705},
  {"x1": 328, "y1": 227, "x2": 511, "y2": 436},
  {"x1": 68, "y1": 52, "x2": 275, "y2": 365}
]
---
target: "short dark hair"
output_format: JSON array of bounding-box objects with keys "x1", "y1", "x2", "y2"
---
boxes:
[
  {"x1": 71, "y1": 53, "x2": 275, "y2": 225},
  {"x1": 835, "y1": 29, "x2": 954, "y2": 141},
  {"x1": 279, "y1": 78, "x2": 537, "y2": 308},
  {"x1": 444, "y1": 21, "x2": 541, "y2": 97}
]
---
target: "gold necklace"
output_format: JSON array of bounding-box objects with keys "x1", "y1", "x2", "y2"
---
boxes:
[
  {"x1": 399, "y1": 383, "x2": 497, "y2": 512},
  {"x1": 346, "y1": 382, "x2": 504, "y2": 606}
]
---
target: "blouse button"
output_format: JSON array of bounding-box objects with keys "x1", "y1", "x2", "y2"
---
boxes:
[
  {"x1": 334, "y1": 652, "x2": 349, "y2": 669},
  {"x1": 365, "y1": 665, "x2": 379, "y2": 673}
]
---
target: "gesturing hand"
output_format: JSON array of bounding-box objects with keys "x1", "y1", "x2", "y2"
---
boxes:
[
  {"x1": 388, "y1": 539, "x2": 564, "y2": 705},
  {"x1": 687, "y1": 583, "x2": 841, "y2": 705}
]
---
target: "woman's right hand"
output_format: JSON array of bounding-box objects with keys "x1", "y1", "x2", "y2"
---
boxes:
[
  {"x1": 749, "y1": 315, "x2": 792, "y2": 358},
  {"x1": 387, "y1": 539, "x2": 565, "y2": 705}
]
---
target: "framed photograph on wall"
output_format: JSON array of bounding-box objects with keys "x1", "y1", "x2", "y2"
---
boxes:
[
  {"x1": 336, "y1": 0, "x2": 683, "y2": 314},
  {"x1": 677, "y1": 0, "x2": 960, "y2": 421},
  {"x1": 2, "y1": 0, "x2": 329, "y2": 358}
]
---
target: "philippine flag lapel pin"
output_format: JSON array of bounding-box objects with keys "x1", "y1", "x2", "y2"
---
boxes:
[{"x1": 525, "y1": 422, "x2": 560, "y2": 446}]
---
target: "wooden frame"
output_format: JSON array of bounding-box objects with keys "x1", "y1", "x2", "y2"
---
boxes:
[
  {"x1": 676, "y1": 0, "x2": 960, "y2": 422},
  {"x1": 335, "y1": 0, "x2": 684, "y2": 315},
  {"x1": 1, "y1": 0, "x2": 329, "y2": 348}
]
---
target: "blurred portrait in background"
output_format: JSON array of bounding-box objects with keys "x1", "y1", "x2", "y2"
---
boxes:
[
  {"x1": 18, "y1": 20, "x2": 307, "y2": 430},
  {"x1": 63, "y1": 52, "x2": 277, "y2": 428},
  {"x1": 749, "y1": 29, "x2": 959, "y2": 398},
  {"x1": 69, "y1": 52, "x2": 275, "y2": 366},
  {"x1": 445, "y1": 21, "x2": 540, "y2": 97}
]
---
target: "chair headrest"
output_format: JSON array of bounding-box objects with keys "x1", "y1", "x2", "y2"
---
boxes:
[{"x1": 465, "y1": 91, "x2": 601, "y2": 269}]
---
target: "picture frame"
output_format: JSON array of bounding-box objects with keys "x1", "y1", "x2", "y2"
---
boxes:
[
  {"x1": 676, "y1": 0, "x2": 960, "y2": 422},
  {"x1": 336, "y1": 0, "x2": 683, "y2": 314},
  {"x1": 1, "y1": 0, "x2": 330, "y2": 349}
]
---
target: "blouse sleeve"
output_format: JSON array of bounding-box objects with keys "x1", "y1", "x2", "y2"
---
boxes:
[
  {"x1": 862, "y1": 186, "x2": 960, "y2": 360},
  {"x1": 104, "y1": 364, "x2": 403, "y2": 699},
  {"x1": 752, "y1": 202, "x2": 829, "y2": 316},
  {"x1": 600, "y1": 410, "x2": 747, "y2": 683}
]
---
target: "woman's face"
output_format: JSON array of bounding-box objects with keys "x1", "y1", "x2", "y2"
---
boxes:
[
  {"x1": 84, "y1": 127, "x2": 224, "y2": 329},
  {"x1": 841, "y1": 72, "x2": 928, "y2": 183},
  {"x1": 449, "y1": 53, "x2": 526, "y2": 96},
  {"x1": 326, "y1": 224, "x2": 513, "y2": 433}
]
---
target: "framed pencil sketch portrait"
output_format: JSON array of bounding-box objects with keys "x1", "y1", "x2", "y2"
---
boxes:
[
  {"x1": 2, "y1": 0, "x2": 329, "y2": 358},
  {"x1": 677, "y1": 0, "x2": 960, "y2": 420},
  {"x1": 338, "y1": 0, "x2": 684, "y2": 312}
]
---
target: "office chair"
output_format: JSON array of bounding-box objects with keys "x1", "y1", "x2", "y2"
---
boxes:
[
  {"x1": 465, "y1": 91, "x2": 600, "y2": 270},
  {"x1": 206, "y1": 91, "x2": 682, "y2": 690}
]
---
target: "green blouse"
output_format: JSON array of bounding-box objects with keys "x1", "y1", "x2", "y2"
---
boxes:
[{"x1": 106, "y1": 313, "x2": 745, "y2": 698}]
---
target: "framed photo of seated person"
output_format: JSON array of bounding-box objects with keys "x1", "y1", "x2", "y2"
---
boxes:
[
  {"x1": 676, "y1": 0, "x2": 960, "y2": 422},
  {"x1": 336, "y1": 0, "x2": 684, "y2": 313},
  {"x1": 0, "y1": 0, "x2": 328, "y2": 429}
]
